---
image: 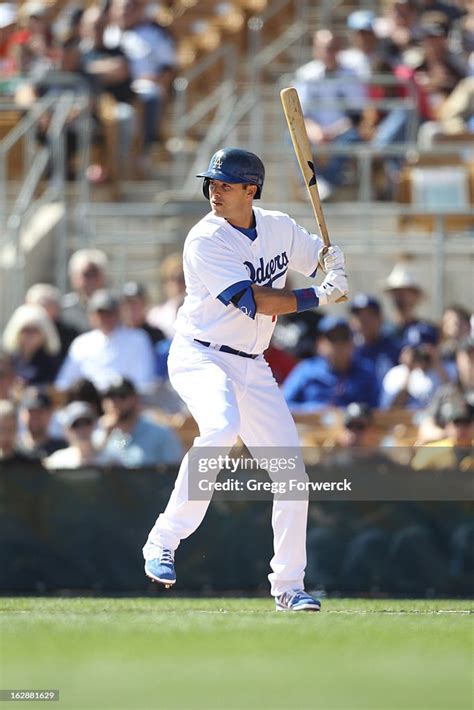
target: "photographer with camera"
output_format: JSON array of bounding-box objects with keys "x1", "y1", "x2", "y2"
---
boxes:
[{"x1": 380, "y1": 323, "x2": 451, "y2": 410}]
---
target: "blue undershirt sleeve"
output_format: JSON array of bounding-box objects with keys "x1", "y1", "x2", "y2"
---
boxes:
[{"x1": 217, "y1": 280, "x2": 253, "y2": 306}]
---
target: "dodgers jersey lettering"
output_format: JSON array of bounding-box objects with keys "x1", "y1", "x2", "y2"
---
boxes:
[{"x1": 174, "y1": 206, "x2": 323, "y2": 354}]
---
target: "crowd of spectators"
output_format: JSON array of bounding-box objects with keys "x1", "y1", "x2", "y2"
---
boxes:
[
  {"x1": 0, "y1": 246, "x2": 186, "y2": 470},
  {"x1": 274, "y1": 260, "x2": 472, "y2": 467},
  {"x1": 2, "y1": 1, "x2": 472, "y2": 195},
  {"x1": 0, "y1": 2, "x2": 472, "y2": 471},
  {"x1": 294, "y1": 1, "x2": 473, "y2": 199},
  {"x1": 1, "y1": 0, "x2": 177, "y2": 180},
  {"x1": 0, "y1": 243, "x2": 472, "y2": 472}
]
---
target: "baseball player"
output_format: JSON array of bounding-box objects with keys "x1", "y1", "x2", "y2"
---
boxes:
[{"x1": 143, "y1": 148, "x2": 348, "y2": 611}]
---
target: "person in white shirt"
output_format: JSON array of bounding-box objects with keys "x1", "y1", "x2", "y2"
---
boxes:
[
  {"x1": 295, "y1": 30, "x2": 364, "y2": 198},
  {"x1": 142, "y1": 147, "x2": 349, "y2": 612},
  {"x1": 55, "y1": 289, "x2": 156, "y2": 394},
  {"x1": 104, "y1": 0, "x2": 176, "y2": 171}
]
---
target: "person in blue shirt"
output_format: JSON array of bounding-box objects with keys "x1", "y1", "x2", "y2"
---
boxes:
[
  {"x1": 93, "y1": 376, "x2": 183, "y2": 467},
  {"x1": 283, "y1": 315, "x2": 380, "y2": 412},
  {"x1": 349, "y1": 293, "x2": 400, "y2": 386}
]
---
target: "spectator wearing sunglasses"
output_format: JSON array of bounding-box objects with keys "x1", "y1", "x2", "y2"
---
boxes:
[
  {"x1": 44, "y1": 401, "x2": 113, "y2": 469},
  {"x1": 336, "y1": 402, "x2": 377, "y2": 449},
  {"x1": 93, "y1": 376, "x2": 182, "y2": 467},
  {"x1": 17, "y1": 387, "x2": 67, "y2": 458}
]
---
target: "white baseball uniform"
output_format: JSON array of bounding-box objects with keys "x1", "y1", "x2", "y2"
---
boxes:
[{"x1": 143, "y1": 206, "x2": 324, "y2": 596}]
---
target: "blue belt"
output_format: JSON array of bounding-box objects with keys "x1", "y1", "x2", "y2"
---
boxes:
[{"x1": 194, "y1": 339, "x2": 259, "y2": 360}]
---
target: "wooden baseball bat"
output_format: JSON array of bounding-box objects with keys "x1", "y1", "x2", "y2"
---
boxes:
[{"x1": 280, "y1": 86, "x2": 348, "y2": 302}]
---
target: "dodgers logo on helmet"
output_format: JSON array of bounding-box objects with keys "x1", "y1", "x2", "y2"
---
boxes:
[{"x1": 196, "y1": 147, "x2": 265, "y2": 200}]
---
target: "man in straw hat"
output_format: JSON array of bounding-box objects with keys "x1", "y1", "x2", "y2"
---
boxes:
[{"x1": 383, "y1": 263, "x2": 434, "y2": 342}]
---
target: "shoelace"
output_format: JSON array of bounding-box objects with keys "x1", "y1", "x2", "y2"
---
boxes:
[{"x1": 160, "y1": 549, "x2": 174, "y2": 565}]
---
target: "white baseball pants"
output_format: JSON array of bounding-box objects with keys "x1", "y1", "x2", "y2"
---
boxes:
[{"x1": 143, "y1": 334, "x2": 308, "y2": 596}]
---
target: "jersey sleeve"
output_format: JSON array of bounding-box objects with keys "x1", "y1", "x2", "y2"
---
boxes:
[
  {"x1": 287, "y1": 218, "x2": 323, "y2": 278},
  {"x1": 185, "y1": 237, "x2": 251, "y2": 299}
]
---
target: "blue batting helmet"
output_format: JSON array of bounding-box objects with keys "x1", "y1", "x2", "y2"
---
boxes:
[{"x1": 196, "y1": 147, "x2": 265, "y2": 199}]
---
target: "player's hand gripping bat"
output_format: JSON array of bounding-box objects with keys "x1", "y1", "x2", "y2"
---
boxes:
[{"x1": 280, "y1": 87, "x2": 348, "y2": 303}]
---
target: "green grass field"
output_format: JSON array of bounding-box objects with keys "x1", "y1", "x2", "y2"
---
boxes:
[{"x1": 0, "y1": 597, "x2": 472, "y2": 710}]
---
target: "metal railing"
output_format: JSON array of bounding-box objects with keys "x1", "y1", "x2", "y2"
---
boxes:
[
  {"x1": 176, "y1": 70, "x2": 473, "y2": 205},
  {"x1": 168, "y1": 0, "x2": 312, "y2": 188},
  {"x1": 0, "y1": 78, "x2": 91, "y2": 327},
  {"x1": 0, "y1": 94, "x2": 57, "y2": 235},
  {"x1": 275, "y1": 139, "x2": 474, "y2": 202},
  {"x1": 170, "y1": 43, "x2": 238, "y2": 188},
  {"x1": 245, "y1": 0, "x2": 309, "y2": 79},
  {"x1": 182, "y1": 87, "x2": 261, "y2": 194}
]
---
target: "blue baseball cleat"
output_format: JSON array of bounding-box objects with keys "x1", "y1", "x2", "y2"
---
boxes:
[
  {"x1": 144, "y1": 548, "x2": 176, "y2": 588},
  {"x1": 275, "y1": 589, "x2": 321, "y2": 612}
]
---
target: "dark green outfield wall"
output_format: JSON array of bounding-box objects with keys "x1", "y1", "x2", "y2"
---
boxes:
[{"x1": 0, "y1": 463, "x2": 472, "y2": 596}]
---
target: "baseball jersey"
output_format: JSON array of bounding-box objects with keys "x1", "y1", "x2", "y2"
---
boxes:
[{"x1": 174, "y1": 207, "x2": 323, "y2": 354}]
